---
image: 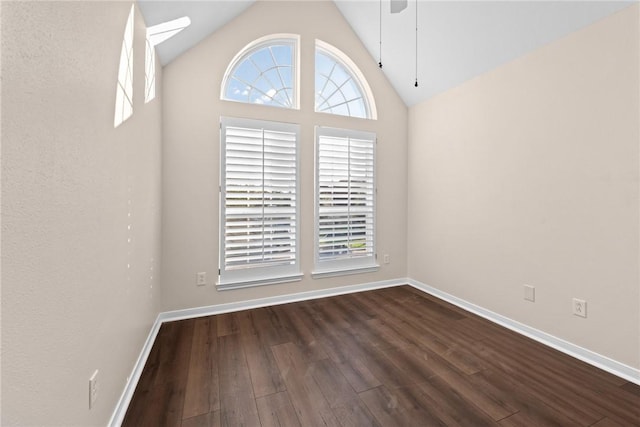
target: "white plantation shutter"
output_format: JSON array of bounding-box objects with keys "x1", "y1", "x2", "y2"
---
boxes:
[
  {"x1": 314, "y1": 127, "x2": 377, "y2": 276},
  {"x1": 220, "y1": 117, "x2": 301, "y2": 288}
]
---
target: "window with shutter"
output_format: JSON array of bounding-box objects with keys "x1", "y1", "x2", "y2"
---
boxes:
[
  {"x1": 219, "y1": 117, "x2": 302, "y2": 289},
  {"x1": 314, "y1": 127, "x2": 378, "y2": 277}
]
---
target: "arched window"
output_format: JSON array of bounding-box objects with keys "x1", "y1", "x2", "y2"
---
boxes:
[
  {"x1": 222, "y1": 35, "x2": 299, "y2": 109},
  {"x1": 315, "y1": 40, "x2": 376, "y2": 120},
  {"x1": 218, "y1": 35, "x2": 379, "y2": 289}
]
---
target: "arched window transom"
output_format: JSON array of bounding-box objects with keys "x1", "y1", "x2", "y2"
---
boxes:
[
  {"x1": 222, "y1": 36, "x2": 298, "y2": 109},
  {"x1": 315, "y1": 40, "x2": 376, "y2": 120}
]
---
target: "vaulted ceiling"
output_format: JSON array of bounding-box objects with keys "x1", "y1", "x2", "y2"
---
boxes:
[{"x1": 137, "y1": 0, "x2": 634, "y2": 106}]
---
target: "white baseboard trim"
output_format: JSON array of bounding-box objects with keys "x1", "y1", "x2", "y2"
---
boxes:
[
  {"x1": 108, "y1": 313, "x2": 164, "y2": 427},
  {"x1": 158, "y1": 278, "x2": 404, "y2": 323},
  {"x1": 407, "y1": 278, "x2": 640, "y2": 386},
  {"x1": 108, "y1": 278, "x2": 406, "y2": 426}
]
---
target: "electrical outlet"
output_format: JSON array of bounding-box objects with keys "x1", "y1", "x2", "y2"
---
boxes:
[
  {"x1": 89, "y1": 370, "x2": 99, "y2": 409},
  {"x1": 197, "y1": 272, "x2": 206, "y2": 286},
  {"x1": 524, "y1": 285, "x2": 535, "y2": 302},
  {"x1": 573, "y1": 298, "x2": 587, "y2": 318},
  {"x1": 383, "y1": 254, "x2": 390, "y2": 264}
]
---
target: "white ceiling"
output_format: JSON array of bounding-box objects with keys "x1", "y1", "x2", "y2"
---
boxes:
[
  {"x1": 137, "y1": 0, "x2": 254, "y2": 64},
  {"x1": 137, "y1": 0, "x2": 635, "y2": 107}
]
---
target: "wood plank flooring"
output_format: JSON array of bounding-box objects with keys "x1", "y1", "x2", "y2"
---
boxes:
[{"x1": 122, "y1": 285, "x2": 640, "y2": 427}]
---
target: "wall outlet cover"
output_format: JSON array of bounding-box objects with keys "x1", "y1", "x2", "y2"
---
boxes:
[
  {"x1": 524, "y1": 285, "x2": 535, "y2": 302},
  {"x1": 573, "y1": 298, "x2": 587, "y2": 318},
  {"x1": 197, "y1": 272, "x2": 207, "y2": 286}
]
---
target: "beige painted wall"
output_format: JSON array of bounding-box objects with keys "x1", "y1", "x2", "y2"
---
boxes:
[
  {"x1": 408, "y1": 5, "x2": 639, "y2": 368},
  {"x1": 2, "y1": 2, "x2": 163, "y2": 425},
  {"x1": 161, "y1": 0, "x2": 408, "y2": 311}
]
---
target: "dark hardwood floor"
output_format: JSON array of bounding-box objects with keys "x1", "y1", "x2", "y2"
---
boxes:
[{"x1": 122, "y1": 285, "x2": 640, "y2": 427}]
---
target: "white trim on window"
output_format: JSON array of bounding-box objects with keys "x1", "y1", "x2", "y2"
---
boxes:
[
  {"x1": 221, "y1": 34, "x2": 300, "y2": 110},
  {"x1": 311, "y1": 265, "x2": 379, "y2": 279},
  {"x1": 313, "y1": 126, "x2": 378, "y2": 277},
  {"x1": 219, "y1": 117, "x2": 301, "y2": 289},
  {"x1": 315, "y1": 39, "x2": 377, "y2": 120}
]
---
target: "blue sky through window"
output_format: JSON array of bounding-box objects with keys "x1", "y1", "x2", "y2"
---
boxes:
[
  {"x1": 315, "y1": 49, "x2": 367, "y2": 119},
  {"x1": 225, "y1": 42, "x2": 294, "y2": 108}
]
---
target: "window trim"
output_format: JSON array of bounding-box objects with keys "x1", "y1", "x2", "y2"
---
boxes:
[
  {"x1": 221, "y1": 34, "x2": 300, "y2": 110},
  {"x1": 219, "y1": 116, "x2": 302, "y2": 289},
  {"x1": 313, "y1": 126, "x2": 378, "y2": 278},
  {"x1": 315, "y1": 39, "x2": 377, "y2": 120}
]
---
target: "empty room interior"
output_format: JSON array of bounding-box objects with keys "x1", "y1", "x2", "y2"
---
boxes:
[{"x1": 2, "y1": 0, "x2": 639, "y2": 425}]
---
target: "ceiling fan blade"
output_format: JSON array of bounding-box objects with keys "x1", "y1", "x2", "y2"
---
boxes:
[{"x1": 390, "y1": 0, "x2": 408, "y2": 14}]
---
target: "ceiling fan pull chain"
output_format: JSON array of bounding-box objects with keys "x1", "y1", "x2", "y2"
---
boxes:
[
  {"x1": 414, "y1": 0, "x2": 418, "y2": 87},
  {"x1": 379, "y1": 0, "x2": 383, "y2": 68}
]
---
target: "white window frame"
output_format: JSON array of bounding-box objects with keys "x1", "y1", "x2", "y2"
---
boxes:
[
  {"x1": 315, "y1": 40, "x2": 377, "y2": 120},
  {"x1": 219, "y1": 117, "x2": 302, "y2": 289},
  {"x1": 313, "y1": 126, "x2": 378, "y2": 278},
  {"x1": 221, "y1": 34, "x2": 300, "y2": 110}
]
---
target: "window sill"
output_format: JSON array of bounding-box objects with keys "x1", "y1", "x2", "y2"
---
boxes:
[
  {"x1": 217, "y1": 273, "x2": 303, "y2": 291},
  {"x1": 311, "y1": 265, "x2": 380, "y2": 279}
]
